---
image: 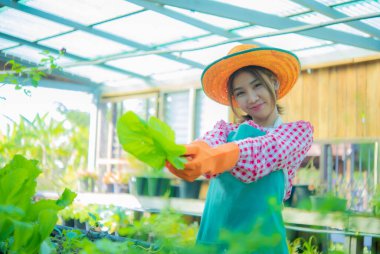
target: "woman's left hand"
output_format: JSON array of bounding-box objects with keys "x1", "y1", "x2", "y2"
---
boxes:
[{"x1": 166, "y1": 141, "x2": 240, "y2": 181}]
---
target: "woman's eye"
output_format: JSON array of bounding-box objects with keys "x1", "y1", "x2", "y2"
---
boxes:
[
  {"x1": 255, "y1": 83, "x2": 262, "y2": 88},
  {"x1": 235, "y1": 91, "x2": 245, "y2": 97}
]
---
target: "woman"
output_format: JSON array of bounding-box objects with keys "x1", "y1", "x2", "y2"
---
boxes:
[{"x1": 166, "y1": 44, "x2": 313, "y2": 253}]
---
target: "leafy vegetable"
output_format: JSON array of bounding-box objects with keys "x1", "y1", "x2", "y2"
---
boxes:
[
  {"x1": 116, "y1": 111, "x2": 186, "y2": 170},
  {"x1": 0, "y1": 155, "x2": 77, "y2": 254}
]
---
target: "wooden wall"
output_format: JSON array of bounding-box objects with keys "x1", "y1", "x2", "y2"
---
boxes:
[{"x1": 281, "y1": 59, "x2": 380, "y2": 139}]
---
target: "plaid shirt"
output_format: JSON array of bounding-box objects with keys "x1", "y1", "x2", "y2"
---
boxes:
[{"x1": 197, "y1": 119, "x2": 314, "y2": 200}]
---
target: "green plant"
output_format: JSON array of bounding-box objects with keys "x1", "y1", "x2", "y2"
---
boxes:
[
  {"x1": 116, "y1": 111, "x2": 186, "y2": 171},
  {"x1": 59, "y1": 204, "x2": 100, "y2": 225},
  {"x1": 371, "y1": 187, "x2": 380, "y2": 217},
  {"x1": 294, "y1": 157, "x2": 320, "y2": 191},
  {"x1": 0, "y1": 50, "x2": 65, "y2": 99},
  {"x1": 288, "y1": 236, "x2": 321, "y2": 254},
  {"x1": 0, "y1": 155, "x2": 76, "y2": 253},
  {"x1": 0, "y1": 107, "x2": 90, "y2": 191}
]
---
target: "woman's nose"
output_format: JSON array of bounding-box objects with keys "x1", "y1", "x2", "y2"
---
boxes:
[{"x1": 247, "y1": 91, "x2": 259, "y2": 103}]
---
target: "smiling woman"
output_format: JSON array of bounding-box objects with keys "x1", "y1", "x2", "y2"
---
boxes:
[{"x1": 166, "y1": 44, "x2": 314, "y2": 253}]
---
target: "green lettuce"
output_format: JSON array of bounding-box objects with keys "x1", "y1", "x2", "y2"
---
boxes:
[
  {"x1": 0, "y1": 155, "x2": 77, "y2": 254},
  {"x1": 116, "y1": 111, "x2": 186, "y2": 170}
]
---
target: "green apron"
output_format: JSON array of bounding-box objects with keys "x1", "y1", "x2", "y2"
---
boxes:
[{"x1": 196, "y1": 123, "x2": 288, "y2": 253}]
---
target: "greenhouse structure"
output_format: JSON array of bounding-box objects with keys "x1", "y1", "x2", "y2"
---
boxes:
[{"x1": 0, "y1": 0, "x2": 380, "y2": 253}]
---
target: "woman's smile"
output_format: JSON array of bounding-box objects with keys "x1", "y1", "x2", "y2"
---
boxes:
[{"x1": 249, "y1": 102, "x2": 265, "y2": 112}]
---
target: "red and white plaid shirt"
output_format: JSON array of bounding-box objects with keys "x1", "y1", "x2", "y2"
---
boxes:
[{"x1": 197, "y1": 119, "x2": 314, "y2": 200}]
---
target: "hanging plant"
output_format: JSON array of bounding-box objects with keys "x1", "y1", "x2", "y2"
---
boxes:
[{"x1": 0, "y1": 49, "x2": 65, "y2": 99}]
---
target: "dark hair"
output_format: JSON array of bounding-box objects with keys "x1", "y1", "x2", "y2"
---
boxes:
[{"x1": 227, "y1": 66, "x2": 284, "y2": 122}]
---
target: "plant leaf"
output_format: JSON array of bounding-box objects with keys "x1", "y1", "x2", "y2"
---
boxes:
[{"x1": 117, "y1": 111, "x2": 186, "y2": 171}]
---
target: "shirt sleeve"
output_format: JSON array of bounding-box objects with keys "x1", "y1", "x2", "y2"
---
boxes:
[
  {"x1": 230, "y1": 121, "x2": 314, "y2": 200},
  {"x1": 196, "y1": 119, "x2": 237, "y2": 148},
  {"x1": 196, "y1": 119, "x2": 237, "y2": 179}
]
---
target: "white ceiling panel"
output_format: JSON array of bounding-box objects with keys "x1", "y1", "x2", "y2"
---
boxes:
[
  {"x1": 24, "y1": 0, "x2": 143, "y2": 26},
  {"x1": 215, "y1": 0, "x2": 309, "y2": 17},
  {"x1": 39, "y1": 31, "x2": 134, "y2": 59},
  {"x1": 166, "y1": 6, "x2": 249, "y2": 29},
  {"x1": 0, "y1": 37, "x2": 18, "y2": 50},
  {"x1": 65, "y1": 65, "x2": 129, "y2": 83},
  {"x1": 106, "y1": 54, "x2": 191, "y2": 76},
  {"x1": 0, "y1": 8, "x2": 72, "y2": 41},
  {"x1": 95, "y1": 10, "x2": 209, "y2": 46}
]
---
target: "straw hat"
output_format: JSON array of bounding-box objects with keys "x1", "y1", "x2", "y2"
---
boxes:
[{"x1": 201, "y1": 44, "x2": 301, "y2": 106}]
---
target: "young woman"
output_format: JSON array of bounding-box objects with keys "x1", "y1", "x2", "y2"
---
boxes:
[{"x1": 166, "y1": 44, "x2": 314, "y2": 253}]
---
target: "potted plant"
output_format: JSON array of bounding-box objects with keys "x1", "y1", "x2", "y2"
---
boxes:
[
  {"x1": 145, "y1": 168, "x2": 171, "y2": 197},
  {"x1": 78, "y1": 170, "x2": 98, "y2": 192},
  {"x1": 103, "y1": 171, "x2": 116, "y2": 193},
  {"x1": 114, "y1": 169, "x2": 130, "y2": 193},
  {"x1": 125, "y1": 153, "x2": 149, "y2": 196},
  {"x1": 289, "y1": 157, "x2": 319, "y2": 209},
  {"x1": 309, "y1": 180, "x2": 347, "y2": 213},
  {"x1": 178, "y1": 179, "x2": 203, "y2": 199},
  {"x1": 310, "y1": 193, "x2": 347, "y2": 213}
]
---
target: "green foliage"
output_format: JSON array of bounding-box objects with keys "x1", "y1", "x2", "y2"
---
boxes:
[
  {"x1": 117, "y1": 111, "x2": 186, "y2": 171},
  {"x1": 371, "y1": 188, "x2": 380, "y2": 217},
  {"x1": 0, "y1": 155, "x2": 76, "y2": 254},
  {"x1": 0, "y1": 50, "x2": 64, "y2": 99},
  {"x1": 59, "y1": 204, "x2": 99, "y2": 224},
  {"x1": 0, "y1": 106, "x2": 89, "y2": 191},
  {"x1": 288, "y1": 236, "x2": 321, "y2": 254}
]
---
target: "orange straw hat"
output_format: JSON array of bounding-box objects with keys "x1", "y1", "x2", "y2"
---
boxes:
[{"x1": 201, "y1": 44, "x2": 301, "y2": 106}]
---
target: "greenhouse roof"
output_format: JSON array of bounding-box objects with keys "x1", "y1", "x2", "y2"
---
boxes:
[{"x1": 0, "y1": 0, "x2": 379, "y2": 94}]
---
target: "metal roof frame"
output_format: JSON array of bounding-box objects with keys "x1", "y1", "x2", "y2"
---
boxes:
[
  {"x1": 0, "y1": 0, "x2": 379, "y2": 93},
  {"x1": 0, "y1": 0, "x2": 205, "y2": 69},
  {"x1": 292, "y1": 0, "x2": 380, "y2": 38},
  {"x1": 150, "y1": 0, "x2": 380, "y2": 51}
]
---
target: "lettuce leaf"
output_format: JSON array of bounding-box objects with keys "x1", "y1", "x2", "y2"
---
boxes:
[
  {"x1": 117, "y1": 111, "x2": 186, "y2": 170},
  {"x1": 0, "y1": 155, "x2": 77, "y2": 253}
]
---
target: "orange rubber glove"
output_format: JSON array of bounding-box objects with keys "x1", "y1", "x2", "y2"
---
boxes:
[{"x1": 166, "y1": 141, "x2": 240, "y2": 181}]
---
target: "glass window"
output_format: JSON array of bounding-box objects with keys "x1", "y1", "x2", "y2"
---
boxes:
[
  {"x1": 163, "y1": 91, "x2": 190, "y2": 144},
  {"x1": 194, "y1": 89, "x2": 229, "y2": 138}
]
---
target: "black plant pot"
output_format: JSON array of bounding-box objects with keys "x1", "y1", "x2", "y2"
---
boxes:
[
  {"x1": 179, "y1": 180, "x2": 202, "y2": 199},
  {"x1": 290, "y1": 184, "x2": 314, "y2": 209},
  {"x1": 147, "y1": 177, "x2": 171, "y2": 196},
  {"x1": 62, "y1": 218, "x2": 75, "y2": 227},
  {"x1": 157, "y1": 178, "x2": 171, "y2": 196},
  {"x1": 170, "y1": 185, "x2": 180, "y2": 198},
  {"x1": 147, "y1": 177, "x2": 160, "y2": 196},
  {"x1": 74, "y1": 219, "x2": 86, "y2": 230},
  {"x1": 115, "y1": 183, "x2": 129, "y2": 193},
  {"x1": 130, "y1": 177, "x2": 148, "y2": 196},
  {"x1": 105, "y1": 183, "x2": 115, "y2": 193}
]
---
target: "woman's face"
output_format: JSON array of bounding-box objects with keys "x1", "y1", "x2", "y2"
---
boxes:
[{"x1": 232, "y1": 70, "x2": 278, "y2": 127}]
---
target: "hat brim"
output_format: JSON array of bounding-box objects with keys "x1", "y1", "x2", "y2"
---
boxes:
[{"x1": 201, "y1": 47, "x2": 301, "y2": 106}]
